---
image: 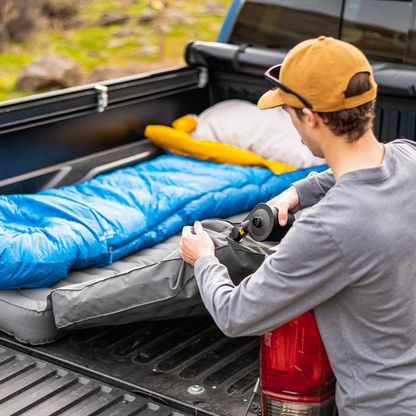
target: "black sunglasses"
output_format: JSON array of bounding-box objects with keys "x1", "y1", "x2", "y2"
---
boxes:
[{"x1": 264, "y1": 64, "x2": 313, "y2": 109}]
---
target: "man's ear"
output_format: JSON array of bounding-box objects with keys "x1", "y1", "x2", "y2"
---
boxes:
[{"x1": 302, "y1": 108, "x2": 318, "y2": 127}]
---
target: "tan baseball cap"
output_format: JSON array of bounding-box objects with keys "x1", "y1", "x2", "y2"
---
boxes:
[{"x1": 258, "y1": 36, "x2": 377, "y2": 112}]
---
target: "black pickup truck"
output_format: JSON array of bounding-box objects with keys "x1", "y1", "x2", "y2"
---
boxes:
[{"x1": 0, "y1": 1, "x2": 416, "y2": 415}]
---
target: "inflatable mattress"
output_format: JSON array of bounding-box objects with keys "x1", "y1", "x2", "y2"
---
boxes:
[
  {"x1": 0, "y1": 155, "x2": 327, "y2": 344},
  {"x1": 0, "y1": 216, "x2": 275, "y2": 344}
]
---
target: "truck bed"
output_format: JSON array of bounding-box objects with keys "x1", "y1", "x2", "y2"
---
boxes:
[
  {"x1": 0, "y1": 64, "x2": 265, "y2": 415},
  {"x1": 0, "y1": 317, "x2": 259, "y2": 416}
]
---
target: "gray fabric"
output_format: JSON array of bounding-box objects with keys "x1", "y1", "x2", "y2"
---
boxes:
[
  {"x1": 293, "y1": 168, "x2": 335, "y2": 209},
  {"x1": 52, "y1": 217, "x2": 274, "y2": 330},
  {"x1": 0, "y1": 237, "x2": 187, "y2": 344},
  {"x1": 194, "y1": 139, "x2": 416, "y2": 416},
  {"x1": 0, "y1": 288, "x2": 60, "y2": 345}
]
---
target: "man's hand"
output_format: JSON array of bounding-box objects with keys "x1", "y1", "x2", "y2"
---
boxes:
[
  {"x1": 267, "y1": 185, "x2": 300, "y2": 226},
  {"x1": 180, "y1": 221, "x2": 215, "y2": 266}
]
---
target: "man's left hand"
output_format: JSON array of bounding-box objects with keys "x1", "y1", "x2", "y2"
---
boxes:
[{"x1": 180, "y1": 221, "x2": 215, "y2": 266}]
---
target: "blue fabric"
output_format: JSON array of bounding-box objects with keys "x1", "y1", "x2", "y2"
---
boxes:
[{"x1": 0, "y1": 155, "x2": 327, "y2": 289}]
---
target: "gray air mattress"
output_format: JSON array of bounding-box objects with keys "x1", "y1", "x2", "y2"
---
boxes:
[{"x1": 0, "y1": 216, "x2": 275, "y2": 345}]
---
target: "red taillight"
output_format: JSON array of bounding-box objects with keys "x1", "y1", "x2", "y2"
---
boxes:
[{"x1": 260, "y1": 311, "x2": 336, "y2": 415}]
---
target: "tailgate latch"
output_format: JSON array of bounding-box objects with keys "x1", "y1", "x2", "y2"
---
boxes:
[
  {"x1": 198, "y1": 67, "x2": 208, "y2": 88},
  {"x1": 95, "y1": 85, "x2": 108, "y2": 113}
]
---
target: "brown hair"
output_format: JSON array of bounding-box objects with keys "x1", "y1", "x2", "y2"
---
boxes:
[{"x1": 294, "y1": 72, "x2": 376, "y2": 142}]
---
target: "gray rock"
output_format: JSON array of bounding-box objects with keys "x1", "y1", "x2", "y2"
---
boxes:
[
  {"x1": 137, "y1": 9, "x2": 158, "y2": 24},
  {"x1": 98, "y1": 12, "x2": 130, "y2": 27},
  {"x1": 0, "y1": 0, "x2": 38, "y2": 44},
  {"x1": 15, "y1": 53, "x2": 84, "y2": 93}
]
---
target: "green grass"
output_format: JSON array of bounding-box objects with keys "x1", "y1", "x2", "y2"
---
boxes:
[{"x1": 0, "y1": 0, "x2": 230, "y2": 101}]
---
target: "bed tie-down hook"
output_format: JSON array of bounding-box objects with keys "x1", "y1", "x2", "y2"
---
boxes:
[{"x1": 95, "y1": 84, "x2": 108, "y2": 113}]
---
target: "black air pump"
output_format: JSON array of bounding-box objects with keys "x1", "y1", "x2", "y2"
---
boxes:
[{"x1": 229, "y1": 203, "x2": 295, "y2": 243}]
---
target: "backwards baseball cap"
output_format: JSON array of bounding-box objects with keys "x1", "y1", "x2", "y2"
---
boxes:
[{"x1": 258, "y1": 36, "x2": 377, "y2": 112}]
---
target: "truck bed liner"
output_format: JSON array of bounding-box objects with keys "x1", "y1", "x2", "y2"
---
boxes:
[
  {"x1": 0, "y1": 344, "x2": 195, "y2": 416},
  {"x1": 0, "y1": 317, "x2": 260, "y2": 416}
]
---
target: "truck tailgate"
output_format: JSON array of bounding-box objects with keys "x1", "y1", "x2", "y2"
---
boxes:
[
  {"x1": 0, "y1": 316, "x2": 260, "y2": 416},
  {"x1": 0, "y1": 344, "x2": 196, "y2": 416}
]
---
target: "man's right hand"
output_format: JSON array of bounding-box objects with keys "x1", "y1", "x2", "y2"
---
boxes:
[
  {"x1": 267, "y1": 185, "x2": 300, "y2": 226},
  {"x1": 180, "y1": 221, "x2": 215, "y2": 266}
]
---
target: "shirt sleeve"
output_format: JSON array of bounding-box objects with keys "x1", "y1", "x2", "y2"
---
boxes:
[
  {"x1": 293, "y1": 169, "x2": 335, "y2": 209},
  {"x1": 194, "y1": 212, "x2": 352, "y2": 338}
]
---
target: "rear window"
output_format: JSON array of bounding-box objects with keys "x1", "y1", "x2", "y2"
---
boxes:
[
  {"x1": 229, "y1": 0, "x2": 416, "y2": 65},
  {"x1": 341, "y1": 0, "x2": 416, "y2": 64},
  {"x1": 228, "y1": 0, "x2": 343, "y2": 48}
]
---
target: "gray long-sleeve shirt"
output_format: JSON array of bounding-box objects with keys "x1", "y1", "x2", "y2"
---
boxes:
[{"x1": 194, "y1": 139, "x2": 416, "y2": 416}]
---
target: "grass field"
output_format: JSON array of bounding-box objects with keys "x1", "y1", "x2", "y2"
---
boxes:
[{"x1": 0, "y1": 0, "x2": 230, "y2": 102}]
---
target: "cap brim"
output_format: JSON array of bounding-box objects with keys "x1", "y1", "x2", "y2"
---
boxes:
[{"x1": 257, "y1": 89, "x2": 285, "y2": 110}]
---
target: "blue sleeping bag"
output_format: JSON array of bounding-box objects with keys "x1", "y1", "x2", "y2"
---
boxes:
[{"x1": 0, "y1": 155, "x2": 327, "y2": 289}]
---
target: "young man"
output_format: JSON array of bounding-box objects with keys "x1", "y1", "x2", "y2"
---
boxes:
[{"x1": 180, "y1": 36, "x2": 416, "y2": 415}]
